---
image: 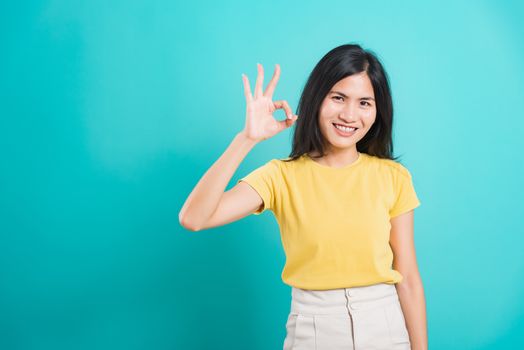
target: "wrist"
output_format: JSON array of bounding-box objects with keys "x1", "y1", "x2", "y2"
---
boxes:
[{"x1": 236, "y1": 130, "x2": 259, "y2": 147}]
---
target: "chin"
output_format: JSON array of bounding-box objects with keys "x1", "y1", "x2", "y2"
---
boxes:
[
  {"x1": 326, "y1": 136, "x2": 353, "y2": 147},
  {"x1": 331, "y1": 142, "x2": 356, "y2": 150}
]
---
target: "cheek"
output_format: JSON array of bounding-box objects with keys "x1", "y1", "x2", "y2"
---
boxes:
[
  {"x1": 363, "y1": 109, "x2": 377, "y2": 123},
  {"x1": 318, "y1": 107, "x2": 333, "y2": 126},
  {"x1": 362, "y1": 107, "x2": 375, "y2": 117},
  {"x1": 320, "y1": 102, "x2": 339, "y2": 116},
  {"x1": 317, "y1": 113, "x2": 332, "y2": 134}
]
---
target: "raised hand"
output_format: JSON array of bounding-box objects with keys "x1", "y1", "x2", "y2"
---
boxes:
[{"x1": 241, "y1": 63, "x2": 298, "y2": 142}]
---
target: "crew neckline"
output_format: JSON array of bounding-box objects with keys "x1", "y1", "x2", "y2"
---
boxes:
[{"x1": 303, "y1": 152, "x2": 365, "y2": 170}]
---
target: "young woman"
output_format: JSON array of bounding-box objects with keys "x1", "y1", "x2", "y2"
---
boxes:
[{"x1": 179, "y1": 44, "x2": 428, "y2": 350}]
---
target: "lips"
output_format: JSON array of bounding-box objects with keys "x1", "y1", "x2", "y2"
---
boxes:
[
  {"x1": 332, "y1": 123, "x2": 358, "y2": 136},
  {"x1": 333, "y1": 122, "x2": 358, "y2": 129}
]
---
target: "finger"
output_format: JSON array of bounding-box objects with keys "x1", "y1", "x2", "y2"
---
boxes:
[
  {"x1": 273, "y1": 100, "x2": 294, "y2": 119},
  {"x1": 254, "y1": 63, "x2": 264, "y2": 99},
  {"x1": 242, "y1": 73, "x2": 253, "y2": 102},
  {"x1": 264, "y1": 64, "x2": 281, "y2": 99},
  {"x1": 277, "y1": 114, "x2": 297, "y2": 132}
]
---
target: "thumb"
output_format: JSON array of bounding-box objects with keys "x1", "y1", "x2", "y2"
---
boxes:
[{"x1": 278, "y1": 114, "x2": 298, "y2": 130}]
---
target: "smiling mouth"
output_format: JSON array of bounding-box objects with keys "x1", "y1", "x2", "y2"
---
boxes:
[{"x1": 333, "y1": 123, "x2": 358, "y2": 134}]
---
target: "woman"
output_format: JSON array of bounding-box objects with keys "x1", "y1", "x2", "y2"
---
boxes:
[{"x1": 179, "y1": 43, "x2": 428, "y2": 350}]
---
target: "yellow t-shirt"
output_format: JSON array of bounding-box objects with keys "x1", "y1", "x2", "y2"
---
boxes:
[{"x1": 237, "y1": 152, "x2": 421, "y2": 290}]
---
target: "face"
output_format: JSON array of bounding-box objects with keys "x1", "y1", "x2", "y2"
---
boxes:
[{"x1": 318, "y1": 72, "x2": 377, "y2": 154}]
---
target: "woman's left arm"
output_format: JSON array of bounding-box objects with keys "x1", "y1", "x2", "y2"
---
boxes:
[{"x1": 389, "y1": 209, "x2": 428, "y2": 350}]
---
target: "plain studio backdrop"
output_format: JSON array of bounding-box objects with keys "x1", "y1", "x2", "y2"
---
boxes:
[{"x1": 1, "y1": 1, "x2": 523, "y2": 349}]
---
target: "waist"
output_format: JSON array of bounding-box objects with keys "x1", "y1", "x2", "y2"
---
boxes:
[{"x1": 290, "y1": 283, "x2": 398, "y2": 315}]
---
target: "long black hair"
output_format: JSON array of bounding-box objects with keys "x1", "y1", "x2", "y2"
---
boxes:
[{"x1": 285, "y1": 43, "x2": 400, "y2": 162}]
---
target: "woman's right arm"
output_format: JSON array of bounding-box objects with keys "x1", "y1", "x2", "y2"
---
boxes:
[
  {"x1": 178, "y1": 63, "x2": 298, "y2": 231},
  {"x1": 178, "y1": 130, "x2": 260, "y2": 231}
]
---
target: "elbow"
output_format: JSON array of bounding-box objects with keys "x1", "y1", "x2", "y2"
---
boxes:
[
  {"x1": 397, "y1": 273, "x2": 424, "y2": 292},
  {"x1": 178, "y1": 211, "x2": 201, "y2": 232}
]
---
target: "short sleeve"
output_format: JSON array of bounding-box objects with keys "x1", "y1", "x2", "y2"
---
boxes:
[
  {"x1": 237, "y1": 159, "x2": 282, "y2": 215},
  {"x1": 389, "y1": 166, "x2": 421, "y2": 218}
]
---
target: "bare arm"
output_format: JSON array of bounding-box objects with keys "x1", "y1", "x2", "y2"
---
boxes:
[
  {"x1": 390, "y1": 210, "x2": 428, "y2": 350},
  {"x1": 178, "y1": 63, "x2": 298, "y2": 231},
  {"x1": 178, "y1": 131, "x2": 258, "y2": 231}
]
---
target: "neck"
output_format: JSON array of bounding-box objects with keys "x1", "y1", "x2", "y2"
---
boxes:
[{"x1": 309, "y1": 147, "x2": 360, "y2": 168}]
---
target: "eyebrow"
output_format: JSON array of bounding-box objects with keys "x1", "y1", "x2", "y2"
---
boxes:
[{"x1": 330, "y1": 90, "x2": 375, "y2": 101}]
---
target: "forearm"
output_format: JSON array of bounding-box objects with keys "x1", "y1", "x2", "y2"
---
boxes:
[
  {"x1": 395, "y1": 275, "x2": 428, "y2": 350},
  {"x1": 179, "y1": 130, "x2": 258, "y2": 230}
]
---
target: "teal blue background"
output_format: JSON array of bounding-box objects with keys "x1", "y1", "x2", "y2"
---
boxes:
[{"x1": 1, "y1": 1, "x2": 523, "y2": 349}]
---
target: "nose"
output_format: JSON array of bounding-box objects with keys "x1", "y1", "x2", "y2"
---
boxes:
[
  {"x1": 339, "y1": 104, "x2": 357, "y2": 122},
  {"x1": 339, "y1": 111, "x2": 356, "y2": 122},
  {"x1": 339, "y1": 114, "x2": 354, "y2": 121}
]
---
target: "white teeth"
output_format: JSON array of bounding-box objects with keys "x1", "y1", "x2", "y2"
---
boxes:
[{"x1": 334, "y1": 124, "x2": 356, "y2": 133}]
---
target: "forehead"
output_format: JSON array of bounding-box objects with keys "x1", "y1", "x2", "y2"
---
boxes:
[{"x1": 331, "y1": 72, "x2": 374, "y2": 95}]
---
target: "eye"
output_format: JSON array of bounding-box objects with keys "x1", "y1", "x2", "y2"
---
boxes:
[
  {"x1": 361, "y1": 101, "x2": 371, "y2": 106},
  {"x1": 332, "y1": 96, "x2": 343, "y2": 101}
]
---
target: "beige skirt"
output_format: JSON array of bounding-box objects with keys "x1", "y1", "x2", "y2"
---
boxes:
[{"x1": 283, "y1": 283, "x2": 411, "y2": 350}]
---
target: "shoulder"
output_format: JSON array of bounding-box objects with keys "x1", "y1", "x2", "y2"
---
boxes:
[
  {"x1": 272, "y1": 155, "x2": 302, "y2": 170},
  {"x1": 364, "y1": 154, "x2": 413, "y2": 178},
  {"x1": 252, "y1": 157, "x2": 292, "y2": 177}
]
